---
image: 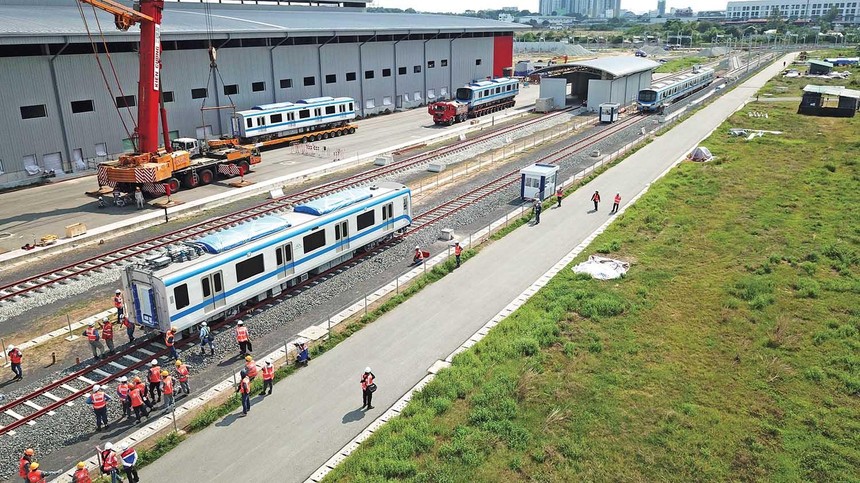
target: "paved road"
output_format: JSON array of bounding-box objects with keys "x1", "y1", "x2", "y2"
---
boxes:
[
  {"x1": 0, "y1": 88, "x2": 540, "y2": 253},
  {"x1": 139, "y1": 54, "x2": 794, "y2": 482}
]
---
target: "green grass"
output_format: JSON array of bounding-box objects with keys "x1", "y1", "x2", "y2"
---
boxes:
[
  {"x1": 655, "y1": 56, "x2": 707, "y2": 73},
  {"x1": 758, "y1": 61, "x2": 860, "y2": 96},
  {"x1": 324, "y1": 100, "x2": 860, "y2": 482}
]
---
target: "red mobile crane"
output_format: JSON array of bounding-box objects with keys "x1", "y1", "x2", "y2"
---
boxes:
[{"x1": 80, "y1": 0, "x2": 260, "y2": 194}]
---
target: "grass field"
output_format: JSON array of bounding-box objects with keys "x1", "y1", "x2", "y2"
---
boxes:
[
  {"x1": 324, "y1": 97, "x2": 860, "y2": 480},
  {"x1": 655, "y1": 56, "x2": 707, "y2": 73}
]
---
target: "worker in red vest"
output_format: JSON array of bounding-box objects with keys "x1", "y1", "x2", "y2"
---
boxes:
[
  {"x1": 129, "y1": 377, "x2": 149, "y2": 423},
  {"x1": 360, "y1": 367, "x2": 376, "y2": 410},
  {"x1": 8, "y1": 344, "x2": 23, "y2": 381},
  {"x1": 82, "y1": 321, "x2": 104, "y2": 360},
  {"x1": 101, "y1": 317, "x2": 115, "y2": 355},
  {"x1": 19, "y1": 448, "x2": 35, "y2": 482},
  {"x1": 160, "y1": 370, "x2": 175, "y2": 411},
  {"x1": 453, "y1": 242, "x2": 463, "y2": 269},
  {"x1": 413, "y1": 245, "x2": 425, "y2": 264},
  {"x1": 113, "y1": 289, "x2": 124, "y2": 321},
  {"x1": 122, "y1": 316, "x2": 135, "y2": 344},
  {"x1": 116, "y1": 376, "x2": 131, "y2": 419},
  {"x1": 174, "y1": 360, "x2": 190, "y2": 395},
  {"x1": 261, "y1": 359, "x2": 275, "y2": 396},
  {"x1": 244, "y1": 355, "x2": 258, "y2": 381},
  {"x1": 147, "y1": 359, "x2": 162, "y2": 403},
  {"x1": 100, "y1": 442, "x2": 120, "y2": 483},
  {"x1": 591, "y1": 190, "x2": 601, "y2": 212},
  {"x1": 610, "y1": 192, "x2": 621, "y2": 214},
  {"x1": 235, "y1": 320, "x2": 252, "y2": 356},
  {"x1": 85, "y1": 384, "x2": 112, "y2": 431},
  {"x1": 71, "y1": 461, "x2": 91, "y2": 483},
  {"x1": 237, "y1": 369, "x2": 251, "y2": 415},
  {"x1": 165, "y1": 327, "x2": 178, "y2": 360},
  {"x1": 27, "y1": 462, "x2": 59, "y2": 483},
  {"x1": 556, "y1": 186, "x2": 564, "y2": 208}
]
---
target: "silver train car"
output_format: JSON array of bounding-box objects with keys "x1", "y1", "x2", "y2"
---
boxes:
[
  {"x1": 637, "y1": 67, "x2": 714, "y2": 112},
  {"x1": 231, "y1": 96, "x2": 356, "y2": 141},
  {"x1": 454, "y1": 77, "x2": 520, "y2": 110},
  {"x1": 122, "y1": 182, "x2": 412, "y2": 333}
]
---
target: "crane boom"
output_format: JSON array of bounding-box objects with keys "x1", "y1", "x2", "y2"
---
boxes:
[{"x1": 78, "y1": 0, "x2": 154, "y2": 30}]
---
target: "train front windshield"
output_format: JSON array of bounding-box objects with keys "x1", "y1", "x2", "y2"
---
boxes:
[
  {"x1": 455, "y1": 88, "x2": 473, "y2": 102},
  {"x1": 638, "y1": 90, "x2": 657, "y2": 103}
]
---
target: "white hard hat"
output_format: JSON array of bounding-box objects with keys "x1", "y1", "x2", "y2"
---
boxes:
[
  {"x1": 237, "y1": 320, "x2": 244, "y2": 325},
  {"x1": 120, "y1": 442, "x2": 128, "y2": 451},
  {"x1": 201, "y1": 322, "x2": 207, "y2": 327},
  {"x1": 103, "y1": 317, "x2": 109, "y2": 322},
  {"x1": 6, "y1": 344, "x2": 13, "y2": 351},
  {"x1": 415, "y1": 245, "x2": 420, "y2": 249},
  {"x1": 104, "y1": 442, "x2": 113, "y2": 451},
  {"x1": 265, "y1": 359, "x2": 272, "y2": 366},
  {"x1": 89, "y1": 321, "x2": 95, "y2": 326},
  {"x1": 115, "y1": 289, "x2": 121, "y2": 294},
  {"x1": 365, "y1": 367, "x2": 371, "y2": 373},
  {"x1": 151, "y1": 359, "x2": 158, "y2": 365},
  {"x1": 93, "y1": 384, "x2": 101, "y2": 392},
  {"x1": 119, "y1": 376, "x2": 128, "y2": 382}
]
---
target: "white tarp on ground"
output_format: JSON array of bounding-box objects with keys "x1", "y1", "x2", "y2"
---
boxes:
[
  {"x1": 572, "y1": 255, "x2": 630, "y2": 280},
  {"x1": 688, "y1": 146, "x2": 713, "y2": 162}
]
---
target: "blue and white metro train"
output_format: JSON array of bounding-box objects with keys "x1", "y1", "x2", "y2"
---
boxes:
[
  {"x1": 637, "y1": 67, "x2": 715, "y2": 112},
  {"x1": 454, "y1": 77, "x2": 520, "y2": 109},
  {"x1": 122, "y1": 182, "x2": 412, "y2": 333},
  {"x1": 231, "y1": 96, "x2": 356, "y2": 141}
]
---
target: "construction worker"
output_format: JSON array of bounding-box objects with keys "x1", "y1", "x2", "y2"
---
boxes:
[
  {"x1": 85, "y1": 384, "x2": 111, "y2": 431},
  {"x1": 119, "y1": 442, "x2": 140, "y2": 483},
  {"x1": 101, "y1": 317, "x2": 115, "y2": 355},
  {"x1": 27, "y1": 462, "x2": 59, "y2": 483},
  {"x1": 244, "y1": 355, "x2": 258, "y2": 381},
  {"x1": 175, "y1": 360, "x2": 190, "y2": 395},
  {"x1": 116, "y1": 376, "x2": 131, "y2": 419},
  {"x1": 113, "y1": 289, "x2": 124, "y2": 321},
  {"x1": 199, "y1": 321, "x2": 215, "y2": 355},
  {"x1": 610, "y1": 192, "x2": 621, "y2": 214},
  {"x1": 160, "y1": 370, "x2": 175, "y2": 411},
  {"x1": 129, "y1": 377, "x2": 149, "y2": 423},
  {"x1": 71, "y1": 462, "x2": 91, "y2": 483},
  {"x1": 235, "y1": 320, "x2": 252, "y2": 356},
  {"x1": 147, "y1": 359, "x2": 162, "y2": 403},
  {"x1": 122, "y1": 316, "x2": 135, "y2": 344},
  {"x1": 361, "y1": 367, "x2": 376, "y2": 410},
  {"x1": 19, "y1": 448, "x2": 35, "y2": 482},
  {"x1": 134, "y1": 187, "x2": 145, "y2": 210},
  {"x1": 82, "y1": 321, "x2": 104, "y2": 360},
  {"x1": 237, "y1": 369, "x2": 251, "y2": 415},
  {"x1": 556, "y1": 186, "x2": 564, "y2": 208},
  {"x1": 591, "y1": 190, "x2": 601, "y2": 211},
  {"x1": 261, "y1": 359, "x2": 275, "y2": 396},
  {"x1": 100, "y1": 442, "x2": 120, "y2": 483},
  {"x1": 8, "y1": 344, "x2": 23, "y2": 381},
  {"x1": 165, "y1": 327, "x2": 178, "y2": 360},
  {"x1": 454, "y1": 242, "x2": 463, "y2": 268},
  {"x1": 413, "y1": 245, "x2": 424, "y2": 264},
  {"x1": 533, "y1": 198, "x2": 542, "y2": 224}
]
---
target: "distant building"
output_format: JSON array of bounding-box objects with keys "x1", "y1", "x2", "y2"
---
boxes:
[
  {"x1": 539, "y1": 0, "x2": 566, "y2": 15},
  {"x1": 726, "y1": 1, "x2": 860, "y2": 24},
  {"x1": 673, "y1": 6, "x2": 694, "y2": 17},
  {"x1": 657, "y1": 0, "x2": 666, "y2": 16},
  {"x1": 499, "y1": 13, "x2": 515, "y2": 22},
  {"x1": 501, "y1": 6, "x2": 519, "y2": 12},
  {"x1": 696, "y1": 10, "x2": 726, "y2": 21}
]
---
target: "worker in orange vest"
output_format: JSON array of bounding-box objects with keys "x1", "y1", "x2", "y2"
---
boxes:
[
  {"x1": 165, "y1": 327, "x2": 178, "y2": 360},
  {"x1": 261, "y1": 359, "x2": 275, "y2": 396},
  {"x1": 129, "y1": 377, "x2": 149, "y2": 423},
  {"x1": 116, "y1": 376, "x2": 131, "y2": 419},
  {"x1": 591, "y1": 190, "x2": 601, "y2": 212},
  {"x1": 147, "y1": 359, "x2": 162, "y2": 403},
  {"x1": 360, "y1": 367, "x2": 376, "y2": 410},
  {"x1": 85, "y1": 384, "x2": 112, "y2": 431},
  {"x1": 453, "y1": 242, "x2": 463, "y2": 268},
  {"x1": 610, "y1": 192, "x2": 621, "y2": 214},
  {"x1": 8, "y1": 344, "x2": 23, "y2": 381},
  {"x1": 244, "y1": 355, "x2": 258, "y2": 381},
  {"x1": 100, "y1": 317, "x2": 115, "y2": 355},
  {"x1": 100, "y1": 442, "x2": 120, "y2": 483},
  {"x1": 122, "y1": 316, "x2": 135, "y2": 344},
  {"x1": 71, "y1": 461, "x2": 91, "y2": 483},
  {"x1": 174, "y1": 360, "x2": 190, "y2": 395},
  {"x1": 27, "y1": 462, "x2": 59, "y2": 483},
  {"x1": 235, "y1": 320, "x2": 252, "y2": 356},
  {"x1": 81, "y1": 321, "x2": 104, "y2": 360},
  {"x1": 237, "y1": 369, "x2": 251, "y2": 415},
  {"x1": 18, "y1": 447, "x2": 35, "y2": 482},
  {"x1": 113, "y1": 289, "x2": 124, "y2": 321},
  {"x1": 160, "y1": 370, "x2": 175, "y2": 411}
]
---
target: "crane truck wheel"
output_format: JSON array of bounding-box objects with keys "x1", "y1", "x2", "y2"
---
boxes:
[
  {"x1": 238, "y1": 160, "x2": 250, "y2": 176},
  {"x1": 182, "y1": 173, "x2": 199, "y2": 189},
  {"x1": 166, "y1": 177, "x2": 181, "y2": 194},
  {"x1": 348, "y1": 127, "x2": 356, "y2": 134},
  {"x1": 301, "y1": 136, "x2": 308, "y2": 144},
  {"x1": 199, "y1": 169, "x2": 214, "y2": 185}
]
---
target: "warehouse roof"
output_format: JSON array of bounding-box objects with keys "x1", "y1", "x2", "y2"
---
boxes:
[
  {"x1": 530, "y1": 56, "x2": 660, "y2": 80},
  {"x1": 0, "y1": 3, "x2": 524, "y2": 42}
]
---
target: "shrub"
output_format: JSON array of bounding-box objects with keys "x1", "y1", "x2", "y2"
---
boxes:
[
  {"x1": 804, "y1": 366, "x2": 824, "y2": 382},
  {"x1": 597, "y1": 239, "x2": 622, "y2": 253},
  {"x1": 730, "y1": 276, "x2": 774, "y2": 301},
  {"x1": 794, "y1": 278, "x2": 821, "y2": 298},
  {"x1": 579, "y1": 293, "x2": 626, "y2": 319},
  {"x1": 514, "y1": 337, "x2": 540, "y2": 357}
]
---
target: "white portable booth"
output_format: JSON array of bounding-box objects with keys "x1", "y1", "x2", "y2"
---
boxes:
[{"x1": 520, "y1": 163, "x2": 560, "y2": 201}]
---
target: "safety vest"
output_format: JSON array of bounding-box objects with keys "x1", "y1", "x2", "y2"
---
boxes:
[
  {"x1": 164, "y1": 332, "x2": 174, "y2": 347},
  {"x1": 117, "y1": 383, "x2": 129, "y2": 399},
  {"x1": 148, "y1": 366, "x2": 162, "y2": 383},
  {"x1": 9, "y1": 348, "x2": 22, "y2": 364},
  {"x1": 114, "y1": 294, "x2": 123, "y2": 309},
  {"x1": 614, "y1": 194, "x2": 621, "y2": 203},
  {"x1": 129, "y1": 387, "x2": 144, "y2": 407},
  {"x1": 27, "y1": 470, "x2": 47, "y2": 483},
  {"x1": 239, "y1": 377, "x2": 250, "y2": 394},
  {"x1": 162, "y1": 376, "x2": 174, "y2": 395},
  {"x1": 236, "y1": 327, "x2": 249, "y2": 342},
  {"x1": 73, "y1": 467, "x2": 92, "y2": 483},
  {"x1": 454, "y1": 245, "x2": 462, "y2": 256},
  {"x1": 592, "y1": 192, "x2": 600, "y2": 202},
  {"x1": 556, "y1": 188, "x2": 563, "y2": 197},
  {"x1": 101, "y1": 322, "x2": 113, "y2": 339},
  {"x1": 176, "y1": 364, "x2": 189, "y2": 382},
  {"x1": 245, "y1": 361, "x2": 258, "y2": 378},
  {"x1": 120, "y1": 447, "x2": 138, "y2": 467},
  {"x1": 101, "y1": 450, "x2": 118, "y2": 471},
  {"x1": 361, "y1": 373, "x2": 374, "y2": 390},
  {"x1": 19, "y1": 456, "x2": 31, "y2": 477},
  {"x1": 262, "y1": 365, "x2": 274, "y2": 380},
  {"x1": 90, "y1": 391, "x2": 107, "y2": 409},
  {"x1": 415, "y1": 248, "x2": 422, "y2": 258},
  {"x1": 85, "y1": 327, "x2": 98, "y2": 342}
]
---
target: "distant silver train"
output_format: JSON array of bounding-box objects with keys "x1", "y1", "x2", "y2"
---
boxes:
[
  {"x1": 231, "y1": 96, "x2": 356, "y2": 141},
  {"x1": 637, "y1": 67, "x2": 715, "y2": 112}
]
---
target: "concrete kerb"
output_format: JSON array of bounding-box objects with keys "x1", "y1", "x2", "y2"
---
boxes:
[{"x1": 1, "y1": 102, "x2": 538, "y2": 269}]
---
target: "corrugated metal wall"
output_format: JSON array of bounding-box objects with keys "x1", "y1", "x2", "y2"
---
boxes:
[{"x1": 0, "y1": 36, "x2": 497, "y2": 187}]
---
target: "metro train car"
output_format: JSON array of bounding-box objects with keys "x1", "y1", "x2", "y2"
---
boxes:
[
  {"x1": 637, "y1": 67, "x2": 714, "y2": 112},
  {"x1": 122, "y1": 182, "x2": 412, "y2": 333},
  {"x1": 231, "y1": 96, "x2": 356, "y2": 141},
  {"x1": 429, "y1": 77, "x2": 519, "y2": 125}
]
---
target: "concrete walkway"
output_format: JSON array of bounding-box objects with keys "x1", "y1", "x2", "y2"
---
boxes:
[{"x1": 140, "y1": 54, "x2": 794, "y2": 482}]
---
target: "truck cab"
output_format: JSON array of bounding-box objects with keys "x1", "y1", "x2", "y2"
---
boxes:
[{"x1": 172, "y1": 138, "x2": 203, "y2": 158}]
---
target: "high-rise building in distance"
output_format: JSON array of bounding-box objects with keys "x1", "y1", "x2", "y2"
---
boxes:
[{"x1": 657, "y1": 0, "x2": 666, "y2": 16}]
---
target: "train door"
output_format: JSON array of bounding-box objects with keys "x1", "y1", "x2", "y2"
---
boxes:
[
  {"x1": 277, "y1": 243, "x2": 294, "y2": 279},
  {"x1": 201, "y1": 271, "x2": 226, "y2": 313},
  {"x1": 335, "y1": 220, "x2": 349, "y2": 252},
  {"x1": 381, "y1": 202, "x2": 394, "y2": 232}
]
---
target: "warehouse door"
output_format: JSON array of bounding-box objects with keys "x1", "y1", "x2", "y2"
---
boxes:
[
  {"x1": 43, "y1": 152, "x2": 63, "y2": 174},
  {"x1": 396, "y1": 95, "x2": 402, "y2": 109},
  {"x1": 73, "y1": 148, "x2": 86, "y2": 172}
]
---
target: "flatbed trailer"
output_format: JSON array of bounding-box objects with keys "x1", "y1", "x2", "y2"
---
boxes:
[{"x1": 241, "y1": 123, "x2": 358, "y2": 149}]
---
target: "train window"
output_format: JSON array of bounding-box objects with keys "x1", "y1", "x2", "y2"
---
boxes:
[
  {"x1": 303, "y1": 230, "x2": 326, "y2": 254},
  {"x1": 357, "y1": 210, "x2": 375, "y2": 231},
  {"x1": 246, "y1": 118, "x2": 253, "y2": 128},
  {"x1": 236, "y1": 254, "x2": 265, "y2": 283},
  {"x1": 349, "y1": 102, "x2": 354, "y2": 111},
  {"x1": 276, "y1": 244, "x2": 293, "y2": 265},
  {"x1": 496, "y1": 87, "x2": 501, "y2": 94},
  {"x1": 299, "y1": 109, "x2": 310, "y2": 119},
  {"x1": 287, "y1": 112, "x2": 295, "y2": 121},
  {"x1": 271, "y1": 113, "x2": 283, "y2": 123},
  {"x1": 256, "y1": 117, "x2": 266, "y2": 127},
  {"x1": 214, "y1": 273, "x2": 223, "y2": 293},
  {"x1": 174, "y1": 284, "x2": 189, "y2": 310},
  {"x1": 338, "y1": 104, "x2": 345, "y2": 113},
  {"x1": 326, "y1": 106, "x2": 335, "y2": 115},
  {"x1": 202, "y1": 277, "x2": 211, "y2": 298}
]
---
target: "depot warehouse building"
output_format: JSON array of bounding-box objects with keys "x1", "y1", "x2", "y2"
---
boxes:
[{"x1": 0, "y1": 0, "x2": 521, "y2": 188}]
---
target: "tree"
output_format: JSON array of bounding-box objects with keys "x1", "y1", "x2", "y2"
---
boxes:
[{"x1": 821, "y1": 6, "x2": 840, "y2": 30}]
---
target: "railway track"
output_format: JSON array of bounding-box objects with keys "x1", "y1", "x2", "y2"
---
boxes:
[{"x1": 0, "y1": 107, "x2": 576, "y2": 307}]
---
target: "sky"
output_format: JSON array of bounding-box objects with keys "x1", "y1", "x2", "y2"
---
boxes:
[{"x1": 372, "y1": 1, "x2": 729, "y2": 14}]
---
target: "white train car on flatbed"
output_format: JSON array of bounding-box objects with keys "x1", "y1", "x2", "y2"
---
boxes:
[{"x1": 122, "y1": 182, "x2": 412, "y2": 333}]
